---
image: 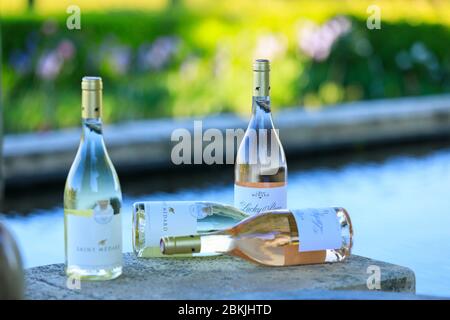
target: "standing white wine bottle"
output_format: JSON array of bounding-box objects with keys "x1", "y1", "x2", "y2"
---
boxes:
[
  {"x1": 235, "y1": 59, "x2": 287, "y2": 215},
  {"x1": 64, "y1": 77, "x2": 122, "y2": 280},
  {"x1": 161, "y1": 207, "x2": 353, "y2": 266}
]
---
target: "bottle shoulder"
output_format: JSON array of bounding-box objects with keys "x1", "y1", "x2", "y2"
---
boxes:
[{"x1": 64, "y1": 141, "x2": 122, "y2": 203}]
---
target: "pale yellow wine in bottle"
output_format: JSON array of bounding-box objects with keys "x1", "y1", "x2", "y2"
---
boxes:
[
  {"x1": 64, "y1": 77, "x2": 122, "y2": 280},
  {"x1": 235, "y1": 59, "x2": 287, "y2": 215},
  {"x1": 161, "y1": 207, "x2": 353, "y2": 266},
  {"x1": 132, "y1": 201, "x2": 248, "y2": 258}
]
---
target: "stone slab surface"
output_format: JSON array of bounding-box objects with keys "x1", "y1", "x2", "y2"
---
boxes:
[{"x1": 25, "y1": 253, "x2": 415, "y2": 300}]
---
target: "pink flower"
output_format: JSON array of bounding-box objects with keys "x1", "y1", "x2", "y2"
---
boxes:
[
  {"x1": 36, "y1": 51, "x2": 63, "y2": 80},
  {"x1": 298, "y1": 16, "x2": 351, "y2": 62},
  {"x1": 138, "y1": 36, "x2": 179, "y2": 71},
  {"x1": 57, "y1": 39, "x2": 76, "y2": 60}
]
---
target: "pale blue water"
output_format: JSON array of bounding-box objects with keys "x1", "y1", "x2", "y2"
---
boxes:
[{"x1": 1, "y1": 146, "x2": 450, "y2": 297}]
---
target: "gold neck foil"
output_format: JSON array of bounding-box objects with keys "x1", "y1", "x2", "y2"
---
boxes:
[
  {"x1": 253, "y1": 59, "x2": 270, "y2": 97},
  {"x1": 160, "y1": 235, "x2": 201, "y2": 255},
  {"x1": 81, "y1": 76, "x2": 102, "y2": 118}
]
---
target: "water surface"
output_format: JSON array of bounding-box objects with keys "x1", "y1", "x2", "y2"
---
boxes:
[{"x1": 2, "y1": 143, "x2": 450, "y2": 297}]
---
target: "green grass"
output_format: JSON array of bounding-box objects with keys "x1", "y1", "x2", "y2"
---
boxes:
[{"x1": 2, "y1": 2, "x2": 450, "y2": 133}]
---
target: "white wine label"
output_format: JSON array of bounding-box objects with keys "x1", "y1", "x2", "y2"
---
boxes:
[
  {"x1": 292, "y1": 208, "x2": 341, "y2": 252},
  {"x1": 65, "y1": 202, "x2": 122, "y2": 269},
  {"x1": 144, "y1": 201, "x2": 199, "y2": 247},
  {"x1": 234, "y1": 184, "x2": 287, "y2": 215}
]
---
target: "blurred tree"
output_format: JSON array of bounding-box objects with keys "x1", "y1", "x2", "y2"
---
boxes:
[
  {"x1": 28, "y1": 0, "x2": 35, "y2": 12},
  {"x1": 168, "y1": 0, "x2": 182, "y2": 7}
]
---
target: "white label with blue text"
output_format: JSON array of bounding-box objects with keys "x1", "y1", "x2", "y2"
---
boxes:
[
  {"x1": 144, "y1": 201, "x2": 199, "y2": 246},
  {"x1": 292, "y1": 208, "x2": 341, "y2": 252},
  {"x1": 234, "y1": 184, "x2": 287, "y2": 216}
]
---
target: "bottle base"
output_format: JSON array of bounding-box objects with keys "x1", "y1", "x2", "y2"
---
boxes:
[{"x1": 66, "y1": 266, "x2": 122, "y2": 281}]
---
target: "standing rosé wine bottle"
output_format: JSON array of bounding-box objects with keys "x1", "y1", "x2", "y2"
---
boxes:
[{"x1": 234, "y1": 59, "x2": 287, "y2": 216}]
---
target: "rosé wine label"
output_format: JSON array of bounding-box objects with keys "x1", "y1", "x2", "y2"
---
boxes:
[{"x1": 234, "y1": 184, "x2": 287, "y2": 215}]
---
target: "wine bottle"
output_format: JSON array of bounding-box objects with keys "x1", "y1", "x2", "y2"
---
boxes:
[
  {"x1": 64, "y1": 77, "x2": 122, "y2": 280},
  {"x1": 235, "y1": 59, "x2": 287, "y2": 216},
  {"x1": 161, "y1": 207, "x2": 353, "y2": 266},
  {"x1": 133, "y1": 201, "x2": 249, "y2": 257}
]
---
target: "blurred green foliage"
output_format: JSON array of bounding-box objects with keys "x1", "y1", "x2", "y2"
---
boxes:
[{"x1": 1, "y1": 2, "x2": 450, "y2": 133}]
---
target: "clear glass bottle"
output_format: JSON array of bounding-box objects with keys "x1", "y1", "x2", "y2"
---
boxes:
[
  {"x1": 235, "y1": 59, "x2": 287, "y2": 215},
  {"x1": 161, "y1": 207, "x2": 353, "y2": 266},
  {"x1": 133, "y1": 201, "x2": 249, "y2": 257},
  {"x1": 64, "y1": 77, "x2": 122, "y2": 280}
]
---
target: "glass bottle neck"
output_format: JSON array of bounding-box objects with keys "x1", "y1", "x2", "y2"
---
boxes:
[
  {"x1": 161, "y1": 233, "x2": 235, "y2": 255},
  {"x1": 200, "y1": 234, "x2": 235, "y2": 254},
  {"x1": 81, "y1": 117, "x2": 104, "y2": 143},
  {"x1": 250, "y1": 96, "x2": 274, "y2": 130},
  {"x1": 252, "y1": 96, "x2": 271, "y2": 115}
]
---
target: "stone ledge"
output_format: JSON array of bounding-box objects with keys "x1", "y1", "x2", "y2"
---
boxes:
[{"x1": 25, "y1": 253, "x2": 415, "y2": 300}]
